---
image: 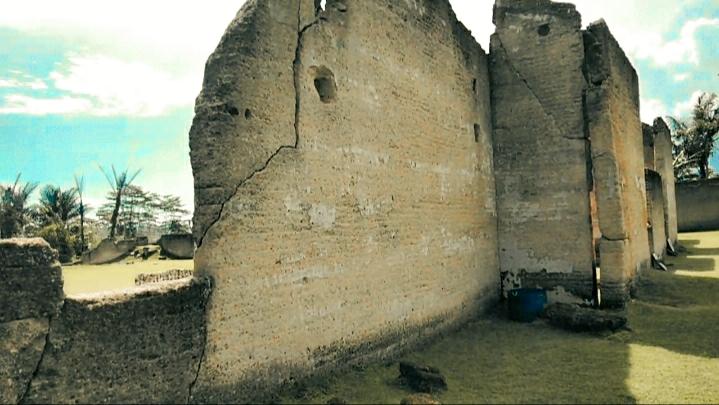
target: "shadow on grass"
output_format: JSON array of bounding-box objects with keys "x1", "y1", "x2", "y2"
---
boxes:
[
  {"x1": 281, "y1": 309, "x2": 635, "y2": 404},
  {"x1": 685, "y1": 247, "x2": 719, "y2": 256},
  {"x1": 632, "y1": 271, "x2": 719, "y2": 359},
  {"x1": 667, "y1": 257, "x2": 717, "y2": 272},
  {"x1": 279, "y1": 232, "x2": 719, "y2": 404},
  {"x1": 680, "y1": 239, "x2": 701, "y2": 247}
]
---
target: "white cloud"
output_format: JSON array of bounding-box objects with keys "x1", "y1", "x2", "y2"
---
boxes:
[
  {"x1": 641, "y1": 98, "x2": 668, "y2": 123},
  {"x1": 49, "y1": 55, "x2": 199, "y2": 116},
  {"x1": 672, "y1": 90, "x2": 705, "y2": 118},
  {"x1": 0, "y1": 78, "x2": 48, "y2": 90},
  {"x1": 674, "y1": 73, "x2": 690, "y2": 82},
  {"x1": 0, "y1": 94, "x2": 93, "y2": 115},
  {"x1": 627, "y1": 18, "x2": 719, "y2": 67},
  {"x1": 0, "y1": 1, "x2": 243, "y2": 77},
  {"x1": 0, "y1": 55, "x2": 199, "y2": 116}
]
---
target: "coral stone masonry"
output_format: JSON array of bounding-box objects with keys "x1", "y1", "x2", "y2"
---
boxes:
[{"x1": 1, "y1": 0, "x2": 681, "y2": 403}]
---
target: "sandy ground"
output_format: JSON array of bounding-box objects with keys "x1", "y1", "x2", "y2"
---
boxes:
[{"x1": 61, "y1": 255, "x2": 193, "y2": 296}]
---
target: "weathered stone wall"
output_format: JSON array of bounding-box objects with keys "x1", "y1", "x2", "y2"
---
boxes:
[
  {"x1": 490, "y1": 0, "x2": 595, "y2": 303},
  {"x1": 645, "y1": 171, "x2": 667, "y2": 258},
  {"x1": 190, "y1": 0, "x2": 499, "y2": 401},
  {"x1": 0, "y1": 239, "x2": 211, "y2": 404},
  {"x1": 652, "y1": 119, "x2": 678, "y2": 243},
  {"x1": 677, "y1": 178, "x2": 719, "y2": 232},
  {"x1": 0, "y1": 239, "x2": 61, "y2": 404},
  {"x1": 642, "y1": 124, "x2": 655, "y2": 172},
  {"x1": 24, "y1": 279, "x2": 210, "y2": 404},
  {"x1": 584, "y1": 21, "x2": 650, "y2": 306}
]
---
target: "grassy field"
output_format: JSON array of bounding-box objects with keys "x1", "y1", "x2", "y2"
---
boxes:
[
  {"x1": 281, "y1": 231, "x2": 719, "y2": 404},
  {"x1": 61, "y1": 255, "x2": 193, "y2": 296}
]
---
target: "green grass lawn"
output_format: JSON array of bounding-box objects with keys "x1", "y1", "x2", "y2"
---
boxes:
[
  {"x1": 61, "y1": 255, "x2": 193, "y2": 296},
  {"x1": 282, "y1": 231, "x2": 719, "y2": 404}
]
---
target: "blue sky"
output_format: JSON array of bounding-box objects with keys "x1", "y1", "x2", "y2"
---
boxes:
[{"x1": 0, "y1": 0, "x2": 717, "y2": 216}]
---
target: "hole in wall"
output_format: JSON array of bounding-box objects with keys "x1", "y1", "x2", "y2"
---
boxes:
[
  {"x1": 319, "y1": 0, "x2": 326, "y2": 11},
  {"x1": 310, "y1": 66, "x2": 338, "y2": 104},
  {"x1": 244, "y1": 109, "x2": 252, "y2": 119},
  {"x1": 538, "y1": 24, "x2": 551, "y2": 37},
  {"x1": 225, "y1": 104, "x2": 239, "y2": 116},
  {"x1": 472, "y1": 78, "x2": 477, "y2": 93},
  {"x1": 474, "y1": 124, "x2": 481, "y2": 143}
]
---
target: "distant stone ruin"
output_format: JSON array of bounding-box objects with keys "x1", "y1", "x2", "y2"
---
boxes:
[{"x1": 1, "y1": 0, "x2": 680, "y2": 403}]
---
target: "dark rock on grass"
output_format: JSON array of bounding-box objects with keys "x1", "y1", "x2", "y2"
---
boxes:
[
  {"x1": 399, "y1": 361, "x2": 447, "y2": 393},
  {"x1": 542, "y1": 303, "x2": 627, "y2": 333},
  {"x1": 326, "y1": 396, "x2": 348, "y2": 404},
  {"x1": 400, "y1": 393, "x2": 441, "y2": 404}
]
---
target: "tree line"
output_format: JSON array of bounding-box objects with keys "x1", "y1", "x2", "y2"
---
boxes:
[{"x1": 0, "y1": 167, "x2": 189, "y2": 262}]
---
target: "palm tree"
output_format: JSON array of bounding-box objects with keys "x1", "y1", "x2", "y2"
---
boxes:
[
  {"x1": 38, "y1": 185, "x2": 80, "y2": 226},
  {"x1": 670, "y1": 92, "x2": 719, "y2": 180},
  {"x1": 0, "y1": 173, "x2": 38, "y2": 238},
  {"x1": 99, "y1": 165, "x2": 141, "y2": 239},
  {"x1": 74, "y1": 175, "x2": 87, "y2": 253}
]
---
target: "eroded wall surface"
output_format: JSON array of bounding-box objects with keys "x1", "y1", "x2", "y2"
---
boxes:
[
  {"x1": 646, "y1": 171, "x2": 667, "y2": 258},
  {"x1": 0, "y1": 239, "x2": 61, "y2": 404},
  {"x1": 652, "y1": 119, "x2": 679, "y2": 243},
  {"x1": 490, "y1": 0, "x2": 595, "y2": 302},
  {"x1": 677, "y1": 178, "x2": 719, "y2": 232},
  {"x1": 584, "y1": 21, "x2": 650, "y2": 306},
  {"x1": 190, "y1": 0, "x2": 499, "y2": 401},
  {"x1": 0, "y1": 239, "x2": 211, "y2": 404}
]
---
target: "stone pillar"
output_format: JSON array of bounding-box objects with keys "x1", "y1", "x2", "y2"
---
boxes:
[
  {"x1": 584, "y1": 20, "x2": 650, "y2": 306},
  {"x1": 652, "y1": 118, "x2": 678, "y2": 243},
  {"x1": 491, "y1": 0, "x2": 595, "y2": 303}
]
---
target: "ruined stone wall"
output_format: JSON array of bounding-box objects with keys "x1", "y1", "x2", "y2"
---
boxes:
[
  {"x1": 490, "y1": 0, "x2": 595, "y2": 303},
  {"x1": 642, "y1": 124, "x2": 655, "y2": 172},
  {"x1": 677, "y1": 178, "x2": 719, "y2": 232},
  {"x1": 652, "y1": 119, "x2": 679, "y2": 243},
  {"x1": 0, "y1": 239, "x2": 210, "y2": 404},
  {"x1": 584, "y1": 21, "x2": 650, "y2": 306},
  {"x1": 646, "y1": 171, "x2": 667, "y2": 258},
  {"x1": 0, "y1": 239, "x2": 62, "y2": 404},
  {"x1": 190, "y1": 0, "x2": 499, "y2": 401}
]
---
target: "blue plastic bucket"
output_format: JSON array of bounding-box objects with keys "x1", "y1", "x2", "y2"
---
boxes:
[{"x1": 508, "y1": 288, "x2": 547, "y2": 322}]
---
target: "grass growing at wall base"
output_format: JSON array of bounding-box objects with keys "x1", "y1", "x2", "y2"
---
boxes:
[{"x1": 282, "y1": 231, "x2": 719, "y2": 404}]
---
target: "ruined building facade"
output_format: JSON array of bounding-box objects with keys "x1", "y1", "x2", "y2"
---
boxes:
[{"x1": 1, "y1": 0, "x2": 678, "y2": 403}]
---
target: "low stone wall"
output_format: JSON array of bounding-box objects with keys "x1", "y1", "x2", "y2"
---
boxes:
[
  {"x1": 677, "y1": 178, "x2": 719, "y2": 232},
  {"x1": 135, "y1": 269, "x2": 195, "y2": 286},
  {"x1": 1, "y1": 238, "x2": 211, "y2": 404},
  {"x1": 0, "y1": 239, "x2": 62, "y2": 404},
  {"x1": 24, "y1": 279, "x2": 210, "y2": 404}
]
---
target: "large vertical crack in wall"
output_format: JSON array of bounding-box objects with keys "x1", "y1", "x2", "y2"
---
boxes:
[{"x1": 195, "y1": 3, "x2": 321, "y2": 250}]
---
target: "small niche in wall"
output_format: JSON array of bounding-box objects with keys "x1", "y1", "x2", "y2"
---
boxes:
[
  {"x1": 310, "y1": 65, "x2": 338, "y2": 104},
  {"x1": 538, "y1": 23, "x2": 551, "y2": 37},
  {"x1": 474, "y1": 124, "x2": 481, "y2": 143},
  {"x1": 225, "y1": 104, "x2": 239, "y2": 116}
]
